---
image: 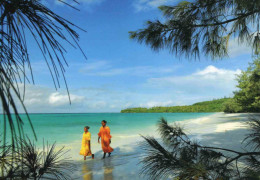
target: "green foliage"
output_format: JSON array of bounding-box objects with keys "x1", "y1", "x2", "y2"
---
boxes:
[
  {"x1": 233, "y1": 56, "x2": 260, "y2": 112},
  {"x1": 0, "y1": 0, "x2": 86, "y2": 148},
  {"x1": 122, "y1": 57, "x2": 260, "y2": 114},
  {"x1": 130, "y1": 0, "x2": 260, "y2": 59},
  {"x1": 223, "y1": 98, "x2": 242, "y2": 113},
  {"x1": 0, "y1": 139, "x2": 73, "y2": 179},
  {"x1": 121, "y1": 98, "x2": 231, "y2": 113},
  {"x1": 140, "y1": 117, "x2": 260, "y2": 179},
  {"x1": 0, "y1": 1, "x2": 83, "y2": 179}
]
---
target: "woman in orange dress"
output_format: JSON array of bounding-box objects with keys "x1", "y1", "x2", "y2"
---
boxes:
[
  {"x1": 98, "y1": 120, "x2": 113, "y2": 159},
  {"x1": 79, "y1": 126, "x2": 94, "y2": 160}
]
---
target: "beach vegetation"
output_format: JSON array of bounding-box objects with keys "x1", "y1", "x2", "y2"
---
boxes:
[
  {"x1": 121, "y1": 98, "x2": 231, "y2": 113},
  {"x1": 131, "y1": 0, "x2": 260, "y2": 179},
  {"x1": 224, "y1": 56, "x2": 260, "y2": 113},
  {"x1": 0, "y1": 138, "x2": 73, "y2": 179},
  {"x1": 140, "y1": 117, "x2": 260, "y2": 179},
  {"x1": 0, "y1": 0, "x2": 85, "y2": 179},
  {"x1": 233, "y1": 56, "x2": 260, "y2": 113},
  {"x1": 223, "y1": 98, "x2": 242, "y2": 113},
  {"x1": 130, "y1": 0, "x2": 260, "y2": 60}
]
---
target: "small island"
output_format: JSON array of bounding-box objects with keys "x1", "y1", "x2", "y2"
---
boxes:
[{"x1": 121, "y1": 98, "x2": 231, "y2": 113}]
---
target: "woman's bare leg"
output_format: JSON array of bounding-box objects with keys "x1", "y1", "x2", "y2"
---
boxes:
[{"x1": 84, "y1": 156, "x2": 86, "y2": 160}]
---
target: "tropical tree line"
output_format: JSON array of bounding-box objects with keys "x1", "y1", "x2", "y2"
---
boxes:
[
  {"x1": 224, "y1": 56, "x2": 260, "y2": 113},
  {"x1": 121, "y1": 56, "x2": 260, "y2": 114},
  {"x1": 121, "y1": 98, "x2": 231, "y2": 113}
]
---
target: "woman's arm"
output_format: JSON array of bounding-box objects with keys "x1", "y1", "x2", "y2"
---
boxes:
[
  {"x1": 108, "y1": 127, "x2": 111, "y2": 143},
  {"x1": 98, "y1": 127, "x2": 101, "y2": 143}
]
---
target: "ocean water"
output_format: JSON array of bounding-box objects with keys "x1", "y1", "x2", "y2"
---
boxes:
[
  {"x1": 1, "y1": 113, "x2": 216, "y2": 179},
  {"x1": 1, "y1": 113, "x2": 213, "y2": 153}
]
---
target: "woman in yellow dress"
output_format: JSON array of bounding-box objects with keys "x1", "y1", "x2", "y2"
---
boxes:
[
  {"x1": 98, "y1": 120, "x2": 113, "y2": 159},
  {"x1": 79, "y1": 126, "x2": 94, "y2": 160}
]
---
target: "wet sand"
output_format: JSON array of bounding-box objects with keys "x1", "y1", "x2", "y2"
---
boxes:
[{"x1": 69, "y1": 113, "x2": 260, "y2": 180}]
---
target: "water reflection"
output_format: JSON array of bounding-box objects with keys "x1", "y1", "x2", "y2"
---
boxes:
[
  {"x1": 82, "y1": 161, "x2": 93, "y2": 180},
  {"x1": 103, "y1": 158, "x2": 114, "y2": 180},
  {"x1": 81, "y1": 157, "x2": 115, "y2": 180}
]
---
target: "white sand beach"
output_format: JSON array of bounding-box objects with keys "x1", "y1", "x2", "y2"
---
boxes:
[{"x1": 70, "y1": 113, "x2": 260, "y2": 180}]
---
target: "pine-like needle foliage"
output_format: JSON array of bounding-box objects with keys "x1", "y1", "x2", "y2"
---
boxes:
[
  {"x1": 0, "y1": 1, "x2": 85, "y2": 178},
  {"x1": 0, "y1": 138, "x2": 74, "y2": 179},
  {"x1": 130, "y1": 0, "x2": 260, "y2": 59},
  {"x1": 0, "y1": 0, "x2": 86, "y2": 149},
  {"x1": 140, "y1": 117, "x2": 260, "y2": 179}
]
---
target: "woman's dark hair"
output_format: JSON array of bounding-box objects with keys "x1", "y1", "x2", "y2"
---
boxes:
[
  {"x1": 102, "y1": 120, "x2": 107, "y2": 124},
  {"x1": 84, "y1": 126, "x2": 90, "y2": 129}
]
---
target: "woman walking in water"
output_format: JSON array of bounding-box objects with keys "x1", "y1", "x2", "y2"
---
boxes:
[
  {"x1": 79, "y1": 126, "x2": 94, "y2": 160},
  {"x1": 98, "y1": 120, "x2": 113, "y2": 159}
]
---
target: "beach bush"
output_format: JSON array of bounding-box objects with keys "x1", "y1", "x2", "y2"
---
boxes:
[
  {"x1": 140, "y1": 117, "x2": 260, "y2": 179},
  {"x1": 131, "y1": 0, "x2": 260, "y2": 178},
  {"x1": 233, "y1": 56, "x2": 260, "y2": 113},
  {"x1": 0, "y1": 0, "x2": 84, "y2": 179},
  {"x1": 0, "y1": 139, "x2": 73, "y2": 179},
  {"x1": 223, "y1": 98, "x2": 242, "y2": 113}
]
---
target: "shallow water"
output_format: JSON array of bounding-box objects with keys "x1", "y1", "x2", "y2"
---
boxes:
[
  {"x1": 1, "y1": 112, "x2": 214, "y2": 179},
  {"x1": 1, "y1": 113, "x2": 212, "y2": 145}
]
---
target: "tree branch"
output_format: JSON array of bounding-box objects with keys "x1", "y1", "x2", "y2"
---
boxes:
[{"x1": 193, "y1": 11, "x2": 257, "y2": 27}]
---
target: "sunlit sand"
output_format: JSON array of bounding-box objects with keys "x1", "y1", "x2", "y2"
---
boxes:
[{"x1": 67, "y1": 113, "x2": 260, "y2": 179}]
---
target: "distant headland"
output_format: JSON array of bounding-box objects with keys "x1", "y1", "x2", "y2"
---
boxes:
[{"x1": 121, "y1": 98, "x2": 231, "y2": 113}]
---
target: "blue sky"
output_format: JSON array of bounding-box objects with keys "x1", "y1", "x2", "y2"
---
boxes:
[{"x1": 19, "y1": 0, "x2": 253, "y2": 113}]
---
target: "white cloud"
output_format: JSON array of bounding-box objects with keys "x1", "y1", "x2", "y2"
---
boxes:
[
  {"x1": 13, "y1": 84, "x2": 85, "y2": 112},
  {"x1": 147, "y1": 65, "x2": 241, "y2": 96},
  {"x1": 140, "y1": 100, "x2": 174, "y2": 108},
  {"x1": 91, "y1": 101, "x2": 107, "y2": 109},
  {"x1": 7, "y1": 65, "x2": 242, "y2": 113},
  {"x1": 133, "y1": 0, "x2": 177, "y2": 11},
  {"x1": 48, "y1": 92, "x2": 85, "y2": 106},
  {"x1": 12, "y1": 84, "x2": 135, "y2": 112},
  {"x1": 79, "y1": 60, "x2": 178, "y2": 76},
  {"x1": 80, "y1": 61, "x2": 110, "y2": 72},
  {"x1": 228, "y1": 38, "x2": 251, "y2": 57}
]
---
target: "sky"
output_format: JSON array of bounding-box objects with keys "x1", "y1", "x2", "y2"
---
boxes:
[{"x1": 14, "y1": 0, "x2": 253, "y2": 113}]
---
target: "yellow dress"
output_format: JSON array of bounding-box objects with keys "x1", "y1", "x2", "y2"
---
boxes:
[{"x1": 79, "y1": 132, "x2": 92, "y2": 156}]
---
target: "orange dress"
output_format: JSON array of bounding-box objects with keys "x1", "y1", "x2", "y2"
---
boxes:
[
  {"x1": 79, "y1": 132, "x2": 92, "y2": 156},
  {"x1": 98, "y1": 126, "x2": 113, "y2": 153}
]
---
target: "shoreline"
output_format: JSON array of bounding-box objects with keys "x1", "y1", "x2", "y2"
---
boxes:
[
  {"x1": 180, "y1": 112, "x2": 260, "y2": 134},
  {"x1": 68, "y1": 112, "x2": 260, "y2": 179}
]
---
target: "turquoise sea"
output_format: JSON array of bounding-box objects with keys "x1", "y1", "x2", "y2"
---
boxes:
[
  {"x1": 1, "y1": 112, "x2": 215, "y2": 179},
  {"x1": 2, "y1": 113, "x2": 213, "y2": 152}
]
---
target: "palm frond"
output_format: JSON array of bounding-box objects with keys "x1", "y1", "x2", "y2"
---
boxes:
[
  {"x1": 0, "y1": 0, "x2": 86, "y2": 151},
  {"x1": 39, "y1": 143, "x2": 74, "y2": 180},
  {"x1": 140, "y1": 117, "x2": 243, "y2": 179},
  {"x1": 140, "y1": 136, "x2": 180, "y2": 180},
  {"x1": 243, "y1": 116, "x2": 260, "y2": 151}
]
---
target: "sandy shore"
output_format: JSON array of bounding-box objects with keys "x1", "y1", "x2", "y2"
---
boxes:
[{"x1": 70, "y1": 113, "x2": 260, "y2": 180}]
